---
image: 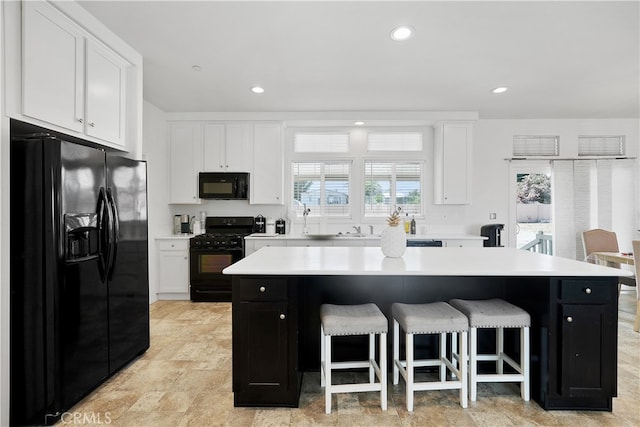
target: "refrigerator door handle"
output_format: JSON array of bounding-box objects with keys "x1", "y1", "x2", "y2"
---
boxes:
[
  {"x1": 97, "y1": 187, "x2": 110, "y2": 282},
  {"x1": 106, "y1": 188, "x2": 119, "y2": 281}
]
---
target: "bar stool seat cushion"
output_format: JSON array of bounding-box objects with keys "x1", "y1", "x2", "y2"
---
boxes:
[
  {"x1": 321, "y1": 303, "x2": 388, "y2": 336},
  {"x1": 449, "y1": 298, "x2": 530, "y2": 328},
  {"x1": 392, "y1": 302, "x2": 468, "y2": 334}
]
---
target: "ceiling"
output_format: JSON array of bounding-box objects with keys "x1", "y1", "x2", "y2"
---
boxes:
[{"x1": 77, "y1": 1, "x2": 639, "y2": 119}]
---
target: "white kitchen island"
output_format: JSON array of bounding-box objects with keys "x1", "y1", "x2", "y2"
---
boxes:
[{"x1": 224, "y1": 246, "x2": 630, "y2": 411}]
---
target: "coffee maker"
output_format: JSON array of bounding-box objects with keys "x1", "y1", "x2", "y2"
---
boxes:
[
  {"x1": 480, "y1": 224, "x2": 504, "y2": 247},
  {"x1": 180, "y1": 214, "x2": 191, "y2": 234},
  {"x1": 254, "y1": 214, "x2": 265, "y2": 233}
]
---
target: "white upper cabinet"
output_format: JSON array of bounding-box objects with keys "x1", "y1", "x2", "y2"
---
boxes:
[
  {"x1": 168, "y1": 123, "x2": 203, "y2": 204},
  {"x1": 19, "y1": 0, "x2": 136, "y2": 151},
  {"x1": 22, "y1": 0, "x2": 84, "y2": 133},
  {"x1": 203, "y1": 123, "x2": 251, "y2": 172},
  {"x1": 84, "y1": 39, "x2": 127, "y2": 145},
  {"x1": 433, "y1": 121, "x2": 473, "y2": 205},
  {"x1": 251, "y1": 123, "x2": 284, "y2": 205}
]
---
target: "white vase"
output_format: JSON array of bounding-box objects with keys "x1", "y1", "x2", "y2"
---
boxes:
[{"x1": 381, "y1": 226, "x2": 407, "y2": 258}]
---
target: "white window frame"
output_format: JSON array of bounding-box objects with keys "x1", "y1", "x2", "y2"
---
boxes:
[
  {"x1": 363, "y1": 160, "x2": 424, "y2": 218},
  {"x1": 290, "y1": 161, "x2": 353, "y2": 218}
]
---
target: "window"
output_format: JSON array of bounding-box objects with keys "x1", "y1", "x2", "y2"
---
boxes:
[
  {"x1": 294, "y1": 133, "x2": 349, "y2": 153},
  {"x1": 578, "y1": 135, "x2": 625, "y2": 156},
  {"x1": 513, "y1": 136, "x2": 559, "y2": 156},
  {"x1": 364, "y1": 161, "x2": 422, "y2": 216},
  {"x1": 367, "y1": 132, "x2": 423, "y2": 151},
  {"x1": 292, "y1": 162, "x2": 351, "y2": 216}
]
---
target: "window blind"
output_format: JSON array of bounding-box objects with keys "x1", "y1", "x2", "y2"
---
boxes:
[
  {"x1": 294, "y1": 133, "x2": 349, "y2": 153},
  {"x1": 367, "y1": 132, "x2": 423, "y2": 151},
  {"x1": 513, "y1": 136, "x2": 559, "y2": 157},
  {"x1": 578, "y1": 136, "x2": 625, "y2": 156}
]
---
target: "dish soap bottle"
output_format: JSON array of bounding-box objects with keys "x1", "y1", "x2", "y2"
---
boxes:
[
  {"x1": 410, "y1": 215, "x2": 416, "y2": 235},
  {"x1": 404, "y1": 213, "x2": 410, "y2": 234}
]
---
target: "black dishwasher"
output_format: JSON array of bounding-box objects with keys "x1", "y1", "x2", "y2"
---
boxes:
[{"x1": 407, "y1": 240, "x2": 443, "y2": 247}]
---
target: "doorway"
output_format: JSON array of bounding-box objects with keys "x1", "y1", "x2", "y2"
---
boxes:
[{"x1": 508, "y1": 161, "x2": 553, "y2": 253}]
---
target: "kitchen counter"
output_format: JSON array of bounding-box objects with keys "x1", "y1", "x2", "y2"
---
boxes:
[
  {"x1": 226, "y1": 246, "x2": 625, "y2": 411},
  {"x1": 224, "y1": 246, "x2": 629, "y2": 277},
  {"x1": 156, "y1": 234, "x2": 194, "y2": 240},
  {"x1": 243, "y1": 233, "x2": 488, "y2": 256},
  {"x1": 245, "y1": 232, "x2": 487, "y2": 241}
]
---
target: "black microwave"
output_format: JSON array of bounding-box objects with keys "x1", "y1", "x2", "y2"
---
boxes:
[{"x1": 198, "y1": 172, "x2": 249, "y2": 200}]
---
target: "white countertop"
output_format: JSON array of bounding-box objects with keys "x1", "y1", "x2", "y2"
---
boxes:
[
  {"x1": 245, "y1": 233, "x2": 487, "y2": 241},
  {"x1": 156, "y1": 234, "x2": 194, "y2": 240},
  {"x1": 223, "y1": 246, "x2": 632, "y2": 277}
]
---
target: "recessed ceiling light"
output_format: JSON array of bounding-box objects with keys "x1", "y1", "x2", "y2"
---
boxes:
[
  {"x1": 492, "y1": 87, "x2": 508, "y2": 94},
  {"x1": 250, "y1": 86, "x2": 265, "y2": 94},
  {"x1": 354, "y1": 121, "x2": 364, "y2": 126},
  {"x1": 192, "y1": 65, "x2": 202, "y2": 72},
  {"x1": 390, "y1": 25, "x2": 414, "y2": 41}
]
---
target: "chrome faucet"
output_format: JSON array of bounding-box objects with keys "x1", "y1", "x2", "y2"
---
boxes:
[
  {"x1": 302, "y1": 204, "x2": 311, "y2": 234},
  {"x1": 352, "y1": 225, "x2": 361, "y2": 234},
  {"x1": 369, "y1": 225, "x2": 374, "y2": 235}
]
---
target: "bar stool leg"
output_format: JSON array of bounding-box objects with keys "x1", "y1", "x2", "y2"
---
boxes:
[
  {"x1": 369, "y1": 333, "x2": 375, "y2": 383},
  {"x1": 320, "y1": 324, "x2": 326, "y2": 387},
  {"x1": 439, "y1": 332, "x2": 446, "y2": 382},
  {"x1": 451, "y1": 331, "x2": 458, "y2": 378},
  {"x1": 406, "y1": 332, "x2": 414, "y2": 412},
  {"x1": 393, "y1": 319, "x2": 399, "y2": 385},
  {"x1": 522, "y1": 326, "x2": 530, "y2": 401},
  {"x1": 380, "y1": 332, "x2": 388, "y2": 410},
  {"x1": 469, "y1": 327, "x2": 478, "y2": 402},
  {"x1": 460, "y1": 330, "x2": 468, "y2": 409},
  {"x1": 325, "y1": 334, "x2": 332, "y2": 414},
  {"x1": 497, "y1": 326, "x2": 504, "y2": 374}
]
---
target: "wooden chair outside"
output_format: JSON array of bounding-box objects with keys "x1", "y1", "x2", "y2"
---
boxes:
[{"x1": 582, "y1": 228, "x2": 635, "y2": 288}]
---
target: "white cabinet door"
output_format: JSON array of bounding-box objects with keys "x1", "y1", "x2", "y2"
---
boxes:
[
  {"x1": 85, "y1": 39, "x2": 127, "y2": 147},
  {"x1": 22, "y1": 0, "x2": 84, "y2": 133},
  {"x1": 157, "y1": 240, "x2": 189, "y2": 295},
  {"x1": 203, "y1": 123, "x2": 225, "y2": 171},
  {"x1": 203, "y1": 123, "x2": 251, "y2": 172},
  {"x1": 251, "y1": 123, "x2": 284, "y2": 205},
  {"x1": 434, "y1": 121, "x2": 473, "y2": 204},
  {"x1": 168, "y1": 123, "x2": 203, "y2": 204},
  {"x1": 225, "y1": 123, "x2": 251, "y2": 172}
]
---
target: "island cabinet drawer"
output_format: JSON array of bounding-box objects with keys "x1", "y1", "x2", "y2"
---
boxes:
[
  {"x1": 235, "y1": 278, "x2": 288, "y2": 301},
  {"x1": 558, "y1": 280, "x2": 612, "y2": 302}
]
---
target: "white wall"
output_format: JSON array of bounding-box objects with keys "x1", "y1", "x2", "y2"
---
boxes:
[
  {"x1": 472, "y1": 119, "x2": 639, "y2": 252},
  {"x1": 143, "y1": 101, "x2": 168, "y2": 303}
]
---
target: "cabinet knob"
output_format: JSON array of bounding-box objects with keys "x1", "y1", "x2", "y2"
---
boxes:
[
  {"x1": 566, "y1": 316, "x2": 573, "y2": 323},
  {"x1": 77, "y1": 118, "x2": 84, "y2": 123},
  {"x1": 584, "y1": 287, "x2": 592, "y2": 294},
  {"x1": 89, "y1": 122, "x2": 95, "y2": 127},
  {"x1": 184, "y1": 256, "x2": 187, "y2": 260},
  {"x1": 279, "y1": 314, "x2": 286, "y2": 320},
  {"x1": 259, "y1": 286, "x2": 266, "y2": 292}
]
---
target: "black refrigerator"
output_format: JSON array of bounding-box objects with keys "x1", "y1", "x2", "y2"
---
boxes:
[{"x1": 10, "y1": 120, "x2": 149, "y2": 426}]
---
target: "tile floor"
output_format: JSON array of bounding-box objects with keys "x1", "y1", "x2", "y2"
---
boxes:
[{"x1": 64, "y1": 288, "x2": 640, "y2": 426}]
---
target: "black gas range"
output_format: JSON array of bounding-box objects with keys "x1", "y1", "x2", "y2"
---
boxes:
[{"x1": 189, "y1": 216, "x2": 254, "y2": 302}]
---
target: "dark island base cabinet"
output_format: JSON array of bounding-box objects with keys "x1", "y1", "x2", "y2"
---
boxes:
[
  {"x1": 232, "y1": 277, "x2": 301, "y2": 407},
  {"x1": 231, "y1": 275, "x2": 618, "y2": 411}
]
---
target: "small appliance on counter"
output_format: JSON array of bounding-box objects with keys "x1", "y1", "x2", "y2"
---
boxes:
[
  {"x1": 480, "y1": 223, "x2": 504, "y2": 247},
  {"x1": 174, "y1": 215, "x2": 182, "y2": 234},
  {"x1": 180, "y1": 214, "x2": 191, "y2": 234},
  {"x1": 265, "y1": 217, "x2": 276, "y2": 234},
  {"x1": 276, "y1": 218, "x2": 286, "y2": 235},
  {"x1": 254, "y1": 214, "x2": 265, "y2": 233}
]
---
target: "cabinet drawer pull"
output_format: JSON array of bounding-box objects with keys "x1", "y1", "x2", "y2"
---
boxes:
[
  {"x1": 279, "y1": 314, "x2": 286, "y2": 320},
  {"x1": 566, "y1": 316, "x2": 573, "y2": 323},
  {"x1": 259, "y1": 286, "x2": 266, "y2": 293},
  {"x1": 584, "y1": 287, "x2": 592, "y2": 294}
]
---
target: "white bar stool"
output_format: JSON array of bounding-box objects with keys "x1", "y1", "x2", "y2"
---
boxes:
[
  {"x1": 320, "y1": 303, "x2": 388, "y2": 414},
  {"x1": 449, "y1": 298, "x2": 530, "y2": 402},
  {"x1": 392, "y1": 302, "x2": 469, "y2": 411}
]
